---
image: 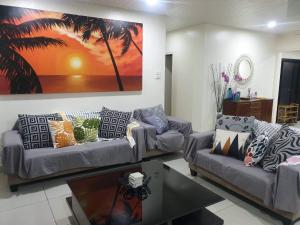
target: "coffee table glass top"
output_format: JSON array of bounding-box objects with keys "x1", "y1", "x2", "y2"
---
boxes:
[{"x1": 67, "y1": 160, "x2": 223, "y2": 225}]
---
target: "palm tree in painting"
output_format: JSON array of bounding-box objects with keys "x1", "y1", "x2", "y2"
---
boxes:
[
  {"x1": 62, "y1": 14, "x2": 125, "y2": 91},
  {"x1": 107, "y1": 21, "x2": 143, "y2": 56},
  {"x1": 0, "y1": 6, "x2": 67, "y2": 94}
]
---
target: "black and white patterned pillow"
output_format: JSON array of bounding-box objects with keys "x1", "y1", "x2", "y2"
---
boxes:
[
  {"x1": 262, "y1": 125, "x2": 300, "y2": 172},
  {"x1": 253, "y1": 119, "x2": 281, "y2": 138},
  {"x1": 99, "y1": 107, "x2": 132, "y2": 139},
  {"x1": 18, "y1": 113, "x2": 62, "y2": 150},
  {"x1": 244, "y1": 132, "x2": 270, "y2": 166},
  {"x1": 216, "y1": 114, "x2": 255, "y2": 133}
]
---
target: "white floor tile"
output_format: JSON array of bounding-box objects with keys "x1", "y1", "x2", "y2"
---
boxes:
[
  {"x1": 0, "y1": 182, "x2": 46, "y2": 212},
  {"x1": 43, "y1": 178, "x2": 71, "y2": 200},
  {"x1": 49, "y1": 195, "x2": 78, "y2": 225},
  {"x1": 0, "y1": 172, "x2": 9, "y2": 190},
  {"x1": 216, "y1": 204, "x2": 282, "y2": 225},
  {"x1": 0, "y1": 201, "x2": 56, "y2": 225},
  {"x1": 206, "y1": 199, "x2": 234, "y2": 213}
]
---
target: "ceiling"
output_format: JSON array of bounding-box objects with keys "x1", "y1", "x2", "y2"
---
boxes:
[{"x1": 76, "y1": 0, "x2": 300, "y2": 33}]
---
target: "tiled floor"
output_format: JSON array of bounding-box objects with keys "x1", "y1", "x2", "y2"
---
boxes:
[{"x1": 0, "y1": 157, "x2": 297, "y2": 225}]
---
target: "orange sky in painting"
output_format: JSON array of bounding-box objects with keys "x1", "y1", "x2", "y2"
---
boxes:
[{"x1": 15, "y1": 11, "x2": 143, "y2": 77}]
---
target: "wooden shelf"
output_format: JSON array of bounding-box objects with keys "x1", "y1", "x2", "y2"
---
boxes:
[{"x1": 277, "y1": 103, "x2": 299, "y2": 124}]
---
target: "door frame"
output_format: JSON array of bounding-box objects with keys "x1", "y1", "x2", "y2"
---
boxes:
[{"x1": 272, "y1": 52, "x2": 300, "y2": 123}]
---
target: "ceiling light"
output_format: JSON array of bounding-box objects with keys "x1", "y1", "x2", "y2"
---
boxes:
[
  {"x1": 146, "y1": 0, "x2": 158, "y2": 6},
  {"x1": 267, "y1": 21, "x2": 277, "y2": 29}
]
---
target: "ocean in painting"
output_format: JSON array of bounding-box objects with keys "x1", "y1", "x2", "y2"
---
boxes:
[{"x1": 0, "y1": 75, "x2": 142, "y2": 94}]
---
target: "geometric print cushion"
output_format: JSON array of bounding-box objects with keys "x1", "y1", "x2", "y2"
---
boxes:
[
  {"x1": 211, "y1": 129, "x2": 251, "y2": 160},
  {"x1": 253, "y1": 119, "x2": 281, "y2": 138},
  {"x1": 48, "y1": 120, "x2": 77, "y2": 148},
  {"x1": 216, "y1": 114, "x2": 255, "y2": 133},
  {"x1": 262, "y1": 125, "x2": 300, "y2": 172},
  {"x1": 244, "y1": 132, "x2": 270, "y2": 167},
  {"x1": 73, "y1": 117, "x2": 100, "y2": 143},
  {"x1": 99, "y1": 107, "x2": 132, "y2": 139},
  {"x1": 18, "y1": 113, "x2": 62, "y2": 150}
]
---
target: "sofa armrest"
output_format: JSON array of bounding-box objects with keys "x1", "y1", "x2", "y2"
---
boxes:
[
  {"x1": 184, "y1": 131, "x2": 214, "y2": 163},
  {"x1": 167, "y1": 116, "x2": 193, "y2": 137},
  {"x1": 131, "y1": 119, "x2": 157, "y2": 150},
  {"x1": 273, "y1": 164, "x2": 300, "y2": 213},
  {"x1": 1, "y1": 130, "x2": 25, "y2": 176},
  {"x1": 130, "y1": 126, "x2": 146, "y2": 161}
]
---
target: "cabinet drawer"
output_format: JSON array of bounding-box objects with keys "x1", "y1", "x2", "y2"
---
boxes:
[{"x1": 250, "y1": 102, "x2": 262, "y2": 109}]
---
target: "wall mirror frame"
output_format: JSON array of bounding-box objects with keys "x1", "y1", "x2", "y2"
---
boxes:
[{"x1": 234, "y1": 55, "x2": 254, "y2": 85}]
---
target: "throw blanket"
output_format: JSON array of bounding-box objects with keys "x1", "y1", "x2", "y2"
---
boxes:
[
  {"x1": 279, "y1": 155, "x2": 300, "y2": 166},
  {"x1": 127, "y1": 121, "x2": 140, "y2": 148}
]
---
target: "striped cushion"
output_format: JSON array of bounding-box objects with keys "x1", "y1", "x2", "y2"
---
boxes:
[
  {"x1": 64, "y1": 111, "x2": 101, "y2": 123},
  {"x1": 253, "y1": 119, "x2": 281, "y2": 138}
]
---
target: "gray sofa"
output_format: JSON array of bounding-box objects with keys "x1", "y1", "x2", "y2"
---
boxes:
[
  {"x1": 185, "y1": 131, "x2": 300, "y2": 225},
  {"x1": 133, "y1": 107, "x2": 193, "y2": 153},
  {"x1": 2, "y1": 114, "x2": 192, "y2": 192}
]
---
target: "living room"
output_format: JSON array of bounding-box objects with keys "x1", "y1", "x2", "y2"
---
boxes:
[{"x1": 1, "y1": 0, "x2": 300, "y2": 225}]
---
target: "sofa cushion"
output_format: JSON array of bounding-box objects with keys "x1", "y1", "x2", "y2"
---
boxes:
[
  {"x1": 18, "y1": 113, "x2": 62, "y2": 150},
  {"x1": 263, "y1": 125, "x2": 300, "y2": 172},
  {"x1": 134, "y1": 105, "x2": 168, "y2": 127},
  {"x1": 48, "y1": 120, "x2": 77, "y2": 148},
  {"x1": 216, "y1": 114, "x2": 255, "y2": 133},
  {"x1": 99, "y1": 107, "x2": 131, "y2": 139},
  {"x1": 244, "y1": 132, "x2": 270, "y2": 166},
  {"x1": 253, "y1": 119, "x2": 281, "y2": 138},
  {"x1": 194, "y1": 149, "x2": 275, "y2": 205},
  {"x1": 63, "y1": 111, "x2": 101, "y2": 123},
  {"x1": 73, "y1": 117, "x2": 100, "y2": 143},
  {"x1": 212, "y1": 129, "x2": 250, "y2": 160},
  {"x1": 143, "y1": 115, "x2": 168, "y2": 134},
  {"x1": 156, "y1": 130, "x2": 185, "y2": 152}
]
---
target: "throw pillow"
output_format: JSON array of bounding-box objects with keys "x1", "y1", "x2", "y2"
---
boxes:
[
  {"x1": 244, "y1": 132, "x2": 270, "y2": 167},
  {"x1": 211, "y1": 129, "x2": 251, "y2": 160},
  {"x1": 18, "y1": 113, "x2": 62, "y2": 150},
  {"x1": 262, "y1": 125, "x2": 300, "y2": 172},
  {"x1": 63, "y1": 111, "x2": 101, "y2": 123},
  {"x1": 253, "y1": 119, "x2": 281, "y2": 138},
  {"x1": 99, "y1": 107, "x2": 132, "y2": 138},
  {"x1": 134, "y1": 105, "x2": 169, "y2": 130},
  {"x1": 216, "y1": 114, "x2": 255, "y2": 133},
  {"x1": 48, "y1": 120, "x2": 77, "y2": 148},
  {"x1": 73, "y1": 117, "x2": 100, "y2": 143},
  {"x1": 143, "y1": 115, "x2": 168, "y2": 134}
]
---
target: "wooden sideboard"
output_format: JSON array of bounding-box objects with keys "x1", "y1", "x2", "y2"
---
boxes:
[{"x1": 223, "y1": 98, "x2": 273, "y2": 122}]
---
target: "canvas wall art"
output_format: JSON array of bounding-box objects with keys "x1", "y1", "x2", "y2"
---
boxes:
[{"x1": 0, "y1": 5, "x2": 143, "y2": 94}]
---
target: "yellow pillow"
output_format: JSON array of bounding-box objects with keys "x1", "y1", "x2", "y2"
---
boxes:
[{"x1": 48, "y1": 120, "x2": 77, "y2": 148}]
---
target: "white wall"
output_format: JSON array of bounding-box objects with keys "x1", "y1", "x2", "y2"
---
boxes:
[
  {"x1": 167, "y1": 24, "x2": 277, "y2": 131},
  {"x1": 0, "y1": 0, "x2": 166, "y2": 137},
  {"x1": 166, "y1": 25, "x2": 205, "y2": 131}
]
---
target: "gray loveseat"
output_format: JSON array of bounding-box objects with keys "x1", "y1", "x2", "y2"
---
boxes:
[{"x1": 185, "y1": 130, "x2": 300, "y2": 225}]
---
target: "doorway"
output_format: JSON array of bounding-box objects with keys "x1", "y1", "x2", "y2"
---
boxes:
[
  {"x1": 277, "y1": 58, "x2": 300, "y2": 125},
  {"x1": 165, "y1": 54, "x2": 173, "y2": 116}
]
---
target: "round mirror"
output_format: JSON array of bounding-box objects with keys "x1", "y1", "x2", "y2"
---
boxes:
[{"x1": 234, "y1": 55, "x2": 253, "y2": 84}]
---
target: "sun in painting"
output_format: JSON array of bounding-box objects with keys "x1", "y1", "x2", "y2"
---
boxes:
[{"x1": 70, "y1": 56, "x2": 82, "y2": 70}]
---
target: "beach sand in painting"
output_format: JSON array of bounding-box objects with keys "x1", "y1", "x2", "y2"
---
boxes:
[{"x1": 0, "y1": 75, "x2": 142, "y2": 94}]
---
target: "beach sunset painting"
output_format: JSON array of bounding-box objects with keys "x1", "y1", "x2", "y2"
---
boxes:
[{"x1": 0, "y1": 5, "x2": 143, "y2": 94}]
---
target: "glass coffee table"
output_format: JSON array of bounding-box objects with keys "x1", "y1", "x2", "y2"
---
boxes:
[{"x1": 66, "y1": 160, "x2": 224, "y2": 225}]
